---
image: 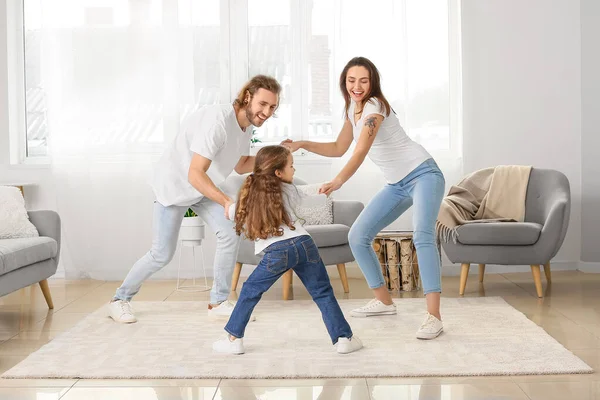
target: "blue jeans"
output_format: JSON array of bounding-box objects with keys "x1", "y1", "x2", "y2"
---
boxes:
[
  {"x1": 348, "y1": 158, "x2": 445, "y2": 295},
  {"x1": 114, "y1": 198, "x2": 240, "y2": 304},
  {"x1": 225, "y1": 235, "x2": 353, "y2": 344}
]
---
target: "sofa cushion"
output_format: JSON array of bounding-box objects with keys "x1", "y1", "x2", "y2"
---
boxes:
[
  {"x1": 295, "y1": 184, "x2": 334, "y2": 225},
  {"x1": 306, "y1": 224, "x2": 349, "y2": 247},
  {"x1": 456, "y1": 222, "x2": 542, "y2": 246},
  {"x1": 0, "y1": 237, "x2": 58, "y2": 275},
  {"x1": 0, "y1": 186, "x2": 39, "y2": 239}
]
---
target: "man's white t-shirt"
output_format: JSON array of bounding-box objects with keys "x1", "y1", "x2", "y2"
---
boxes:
[
  {"x1": 350, "y1": 98, "x2": 432, "y2": 184},
  {"x1": 152, "y1": 104, "x2": 251, "y2": 207}
]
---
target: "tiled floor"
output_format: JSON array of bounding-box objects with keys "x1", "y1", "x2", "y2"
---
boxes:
[{"x1": 0, "y1": 269, "x2": 599, "y2": 399}]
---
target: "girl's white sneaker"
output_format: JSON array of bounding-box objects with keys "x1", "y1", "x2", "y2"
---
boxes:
[
  {"x1": 212, "y1": 334, "x2": 245, "y2": 355},
  {"x1": 336, "y1": 336, "x2": 363, "y2": 354}
]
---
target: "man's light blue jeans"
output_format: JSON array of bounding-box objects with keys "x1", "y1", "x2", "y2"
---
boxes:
[
  {"x1": 114, "y1": 197, "x2": 240, "y2": 304},
  {"x1": 348, "y1": 158, "x2": 445, "y2": 295}
]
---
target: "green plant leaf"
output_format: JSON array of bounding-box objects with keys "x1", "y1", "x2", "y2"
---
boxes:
[{"x1": 184, "y1": 208, "x2": 197, "y2": 218}]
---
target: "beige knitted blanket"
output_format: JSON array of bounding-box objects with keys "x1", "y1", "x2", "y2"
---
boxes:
[{"x1": 436, "y1": 165, "x2": 532, "y2": 243}]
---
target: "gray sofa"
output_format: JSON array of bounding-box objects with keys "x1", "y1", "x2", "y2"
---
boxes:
[
  {"x1": 0, "y1": 210, "x2": 61, "y2": 308},
  {"x1": 441, "y1": 168, "x2": 570, "y2": 298},
  {"x1": 225, "y1": 175, "x2": 364, "y2": 299}
]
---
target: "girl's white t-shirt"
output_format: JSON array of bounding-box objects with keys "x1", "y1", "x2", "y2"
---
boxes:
[
  {"x1": 350, "y1": 98, "x2": 431, "y2": 184},
  {"x1": 228, "y1": 183, "x2": 310, "y2": 255},
  {"x1": 152, "y1": 104, "x2": 250, "y2": 207}
]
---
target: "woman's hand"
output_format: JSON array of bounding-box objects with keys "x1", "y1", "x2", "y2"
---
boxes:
[
  {"x1": 319, "y1": 178, "x2": 343, "y2": 196},
  {"x1": 280, "y1": 139, "x2": 302, "y2": 153}
]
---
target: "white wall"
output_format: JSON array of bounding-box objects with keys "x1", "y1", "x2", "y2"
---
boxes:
[
  {"x1": 0, "y1": 0, "x2": 591, "y2": 279},
  {"x1": 0, "y1": 2, "x2": 7, "y2": 164},
  {"x1": 580, "y1": 0, "x2": 600, "y2": 269},
  {"x1": 460, "y1": 0, "x2": 582, "y2": 270}
]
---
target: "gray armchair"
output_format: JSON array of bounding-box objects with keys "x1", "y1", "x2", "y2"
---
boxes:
[
  {"x1": 0, "y1": 210, "x2": 61, "y2": 308},
  {"x1": 226, "y1": 175, "x2": 364, "y2": 300},
  {"x1": 441, "y1": 168, "x2": 570, "y2": 298}
]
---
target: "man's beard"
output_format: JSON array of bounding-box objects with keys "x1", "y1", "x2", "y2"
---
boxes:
[{"x1": 245, "y1": 106, "x2": 265, "y2": 127}]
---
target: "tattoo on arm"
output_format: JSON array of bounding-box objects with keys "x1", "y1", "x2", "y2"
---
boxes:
[{"x1": 365, "y1": 116, "x2": 377, "y2": 137}]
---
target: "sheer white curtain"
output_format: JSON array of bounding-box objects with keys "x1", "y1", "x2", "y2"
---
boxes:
[
  {"x1": 26, "y1": 0, "x2": 223, "y2": 278},
  {"x1": 24, "y1": 0, "x2": 460, "y2": 278},
  {"x1": 247, "y1": 0, "x2": 461, "y2": 152}
]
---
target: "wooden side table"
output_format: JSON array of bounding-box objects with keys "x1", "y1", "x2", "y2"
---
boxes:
[{"x1": 373, "y1": 230, "x2": 421, "y2": 292}]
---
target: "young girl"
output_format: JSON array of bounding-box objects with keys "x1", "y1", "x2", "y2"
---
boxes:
[{"x1": 212, "y1": 145, "x2": 363, "y2": 355}]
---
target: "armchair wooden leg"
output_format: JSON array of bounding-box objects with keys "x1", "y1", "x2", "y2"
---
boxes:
[
  {"x1": 459, "y1": 263, "x2": 470, "y2": 296},
  {"x1": 336, "y1": 263, "x2": 350, "y2": 293},
  {"x1": 38, "y1": 279, "x2": 54, "y2": 309},
  {"x1": 478, "y1": 264, "x2": 486, "y2": 283},
  {"x1": 231, "y1": 262, "x2": 242, "y2": 292},
  {"x1": 543, "y1": 262, "x2": 552, "y2": 283},
  {"x1": 531, "y1": 265, "x2": 543, "y2": 298},
  {"x1": 282, "y1": 270, "x2": 293, "y2": 300}
]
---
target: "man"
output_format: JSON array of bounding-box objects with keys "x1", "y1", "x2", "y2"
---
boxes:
[{"x1": 108, "y1": 75, "x2": 281, "y2": 323}]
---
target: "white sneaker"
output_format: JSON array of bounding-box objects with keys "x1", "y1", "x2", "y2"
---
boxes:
[
  {"x1": 336, "y1": 336, "x2": 363, "y2": 354},
  {"x1": 212, "y1": 334, "x2": 245, "y2": 355},
  {"x1": 108, "y1": 300, "x2": 137, "y2": 323},
  {"x1": 416, "y1": 313, "x2": 443, "y2": 339},
  {"x1": 207, "y1": 300, "x2": 256, "y2": 321},
  {"x1": 350, "y1": 299, "x2": 397, "y2": 318}
]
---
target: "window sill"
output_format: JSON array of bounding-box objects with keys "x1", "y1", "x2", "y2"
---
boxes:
[{"x1": 9, "y1": 156, "x2": 51, "y2": 168}]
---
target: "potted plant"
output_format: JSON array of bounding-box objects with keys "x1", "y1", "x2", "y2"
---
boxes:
[
  {"x1": 180, "y1": 208, "x2": 205, "y2": 246},
  {"x1": 250, "y1": 129, "x2": 261, "y2": 148}
]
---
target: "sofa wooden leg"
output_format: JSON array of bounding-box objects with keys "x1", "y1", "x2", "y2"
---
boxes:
[
  {"x1": 38, "y1": 279, "x2": 54, "y2": 309},
  {"x1": 282, "y1": 270, "x2": 293, "y2": 300},
  {"x1": 459, "y1": 263, "x2": 470, "y2": 296},
  {"x1": 531, "y1": 265, "x2": 543, "y2": 298},
  {"x1": 231, "y1": 262, "x2": 242, "y2": 292},
  {"x1": 543, "y1": 262, "x2": 552, "y2": 283},
  {"x1": 478, "y1": 264, "x2": 486, "y2": 283},
  {"x1": 337, "y1": 263, "x2": 350, "y2": 293}
]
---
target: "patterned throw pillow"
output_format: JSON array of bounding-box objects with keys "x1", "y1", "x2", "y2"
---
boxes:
[
  {"x1": 294, "y1": 183, "x2": 334, "y2": 225},
  {"x1": 0, "y1": 186, "x2": 39, "y2": 239}
]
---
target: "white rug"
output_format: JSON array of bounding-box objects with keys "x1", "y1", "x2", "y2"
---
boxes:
[{"x1": 2, "y1": 297, "x2": 593, "y2": 379}]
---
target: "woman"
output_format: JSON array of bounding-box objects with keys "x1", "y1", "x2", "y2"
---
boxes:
[{"x1": 282, "y1": 57, "x2": 445, "y2": 339}]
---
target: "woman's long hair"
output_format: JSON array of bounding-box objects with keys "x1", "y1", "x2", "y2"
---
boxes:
[
  {"x1": 339, "y1": 56, "x2": 392, "y2": 119},
  {"x1": 234, "y1": 145, "x2": 294, "y2": 241}
]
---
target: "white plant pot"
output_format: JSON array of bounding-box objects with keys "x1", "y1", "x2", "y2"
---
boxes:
[{"x1": 180, "y1": 216, "x2": 205, "y2": 247}]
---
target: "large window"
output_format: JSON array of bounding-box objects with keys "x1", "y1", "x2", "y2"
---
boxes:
[{"x1": 13, "y1": 0, "x2": 460, "y2": 159}]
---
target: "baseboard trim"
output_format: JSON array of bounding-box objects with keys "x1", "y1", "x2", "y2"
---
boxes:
[
  {"x1": 74, "y1": 260, "x2": 594, "y2": 281},
  {"x1": 578, "y1": 261, "x2": 600, "y2": 273}
]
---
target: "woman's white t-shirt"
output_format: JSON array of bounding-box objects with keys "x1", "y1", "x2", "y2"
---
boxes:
[
  {"x1": 152, "y1": 104, "x2": 251, "y2": 207},
  {"x1": 350, "y1": 98, "x2": 431, "y2": 184}
]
